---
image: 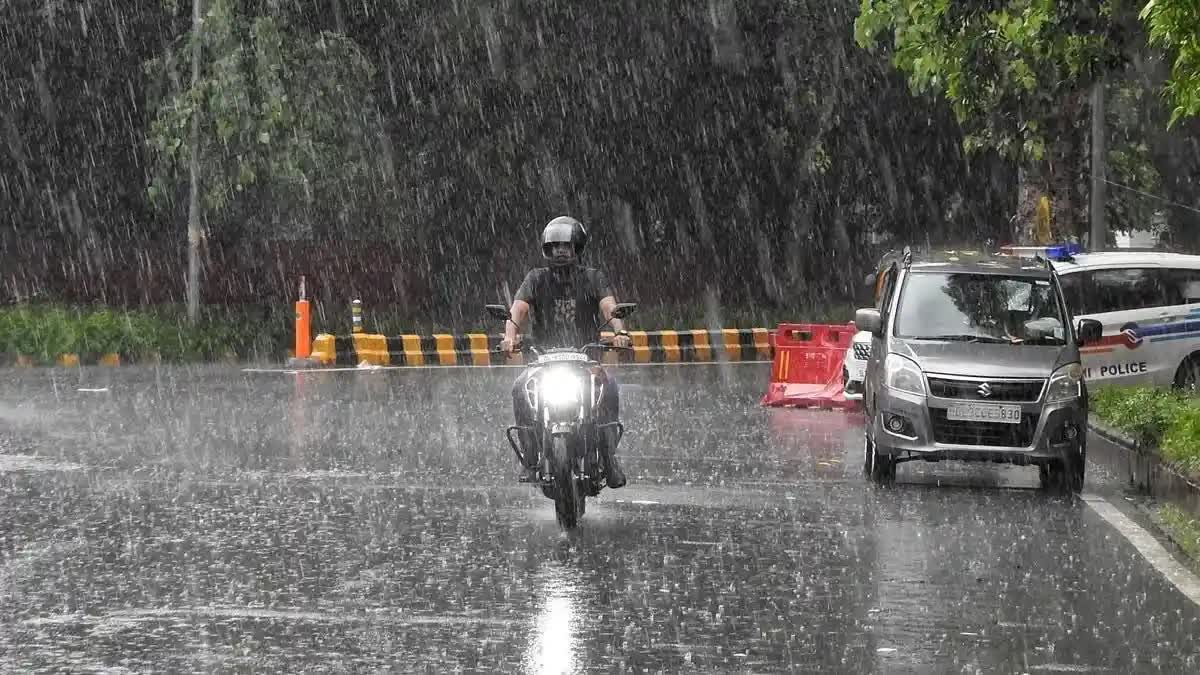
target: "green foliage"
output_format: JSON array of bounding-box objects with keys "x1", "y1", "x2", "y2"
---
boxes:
[
  {"x1": 1140, "y1": 0, "x2": 1200, "y2": 126},
  {"x1": 144, "y1": 0, "x2": 392, "y2": 240},
  {"x1": 855, "y1": 0, "x2": 1123, "y2": 162},
  {"x1": 1091, "y1": 385, "x2": 1185, "y2": 444},
  {"x1": 1158, "y1": 504, "x2": 1200, "y2": 565},
  {"x1": 1107, "y1": 81, "x2": 1165, "y2": 229},
  {"x1": 0, "y1": 304, "x2": 286, "y2": 364},
  {"x1": 1161, "y1": 404, "x2": 1200, "y2": 476},
  {"x1": 856, "y1": 0, "x2": 1200, "y2": 154},
  {"x1": 1091, "y1": 385, "x2": 1200, "y2": 476}
]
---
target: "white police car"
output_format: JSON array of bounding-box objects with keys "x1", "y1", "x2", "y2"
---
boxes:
[
  {"x1": 842, "y1": 330, "x2": 872, "y2": 401},
  {"x1": 1035, "y1": 243, "x2": 1200, "y2": 389}
]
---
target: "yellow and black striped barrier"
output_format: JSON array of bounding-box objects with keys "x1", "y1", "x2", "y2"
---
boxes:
[{"x1": 309, "y1": 329, "x2": 774, "y2": 367}]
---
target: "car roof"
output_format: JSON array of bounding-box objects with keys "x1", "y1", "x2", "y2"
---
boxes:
[
  {"x1": 879, "y1": 249, "x2": 1053, "y2": 278},
  {"x1": 1051, "y1": 250, "x2": 1200, "y2": 272}
]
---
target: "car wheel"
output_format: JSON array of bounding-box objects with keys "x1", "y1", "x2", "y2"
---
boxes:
[
  {"x1": 862, "y1": 431, "x2": 873, "y2": 477},
  {"x1": 866, "y1": 432, "x2": 897, "y2": 485},
  {"x1": 1041, "y1": 443, "x2": 1085, "y2": 495},
  {"x1": 1174, "y1": 353, "x2": 1200, "y2": 393}
]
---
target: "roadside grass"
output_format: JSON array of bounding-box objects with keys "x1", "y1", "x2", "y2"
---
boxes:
[
  {"x1": 1091, "y1": 385, "x2": 1200, "y2": 479},
  {"x1": 1157, "y1": 504, "x2": 1200, "y2": 570}
]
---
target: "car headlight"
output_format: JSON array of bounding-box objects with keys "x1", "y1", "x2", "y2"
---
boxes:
[
  {"x1": 539, "y1": 367, "x2": 582, "y2": 407},
  {"x1": 884, "y1": 353, "x2": 926, "y2": 396},
  {"x1": 1045, "y1": 363, "x2": 1082, "y2": 402}
]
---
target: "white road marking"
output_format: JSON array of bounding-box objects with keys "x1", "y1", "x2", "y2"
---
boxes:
[
  {"x1": 0, "y1": 455, "x2": 85, "y2": 473},
  {"x1": 1083, "y1": 493, "x2": 1200, "y2": 606}
]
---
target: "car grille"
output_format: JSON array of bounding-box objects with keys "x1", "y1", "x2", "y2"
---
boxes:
[
  {"x1": 930, "y1": 409, "x2": 1038, "y2": 448},
  {"x1": 852, "y1": 343, "x2": 871, "y2": 360},
  {"x1": 927, "y1": 377, "x2": 1045, "y2": 402}
]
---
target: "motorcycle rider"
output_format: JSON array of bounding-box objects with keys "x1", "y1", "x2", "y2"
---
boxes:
[{"x1": 498, "y1": 216, "x2": 631, "y2": 488}]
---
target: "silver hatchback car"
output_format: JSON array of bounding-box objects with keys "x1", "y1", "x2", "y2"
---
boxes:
[{"x1": 856, "y1": 247, "x2": 1103, "y2": 492}]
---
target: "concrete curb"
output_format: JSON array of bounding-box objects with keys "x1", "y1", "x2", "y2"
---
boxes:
[
  {"x1": 307, "y1": 329, "x2": 776, "y2": 368},
  {"x1": 1088, "y1": 413, "x2": 1200, "y2": 517}
]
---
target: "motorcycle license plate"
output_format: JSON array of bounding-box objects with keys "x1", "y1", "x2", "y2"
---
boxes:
[
  {"x1": 946, "y1": 404, "x2": 1022, "y2": 424},
  {"x1": 539, "y1": 352, "x2": 589, "y2": 363}
]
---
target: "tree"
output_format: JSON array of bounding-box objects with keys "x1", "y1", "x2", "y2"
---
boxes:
[
  {"x1": 854, "y1": 0, "x2": 1137, "y2": 244},
  {"x1": 144, "y1": 0, "x2": 390, "y2": 320},
  {"x1": 1140, "y1": 0, "x2": 1200, "y2": 125}
]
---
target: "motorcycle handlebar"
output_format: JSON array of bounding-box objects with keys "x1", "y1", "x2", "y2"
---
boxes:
[{"x1": 491, "y1": 341, "x2": 633, "y2": 355}]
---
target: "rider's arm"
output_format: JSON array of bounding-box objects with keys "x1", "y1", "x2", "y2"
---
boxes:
[
  {"x1": 600, "y1": 295, "x2": 624, "y2": 334},
  {"x1": 506, "y1": 299, "x2": 531, "y2": 344}
]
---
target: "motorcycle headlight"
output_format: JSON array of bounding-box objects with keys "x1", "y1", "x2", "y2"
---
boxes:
[
  {"x1": 539, "y1": 368, "x2": 581, "y2": 407},
  {"x1": 1045, "y1": 363, "x2": 1083, "y2": 402},
  {"x1": 884, "y1": 353, "x2": 926, "y2": 396}
]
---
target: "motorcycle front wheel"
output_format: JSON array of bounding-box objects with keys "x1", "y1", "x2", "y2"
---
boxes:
[{"x1": 551, "y1": 435, "x2": 585, "y2": 529}]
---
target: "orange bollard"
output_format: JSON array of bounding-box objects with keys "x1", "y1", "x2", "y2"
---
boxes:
[{"x1": 295, "y1": 276, "x2": 311, "y2": 359}]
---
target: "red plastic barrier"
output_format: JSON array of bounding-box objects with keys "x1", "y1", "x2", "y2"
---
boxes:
[{"x1": 761, "y1": 322, "x2": 859, "y2": 410}]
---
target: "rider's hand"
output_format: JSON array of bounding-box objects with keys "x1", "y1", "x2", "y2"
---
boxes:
[
  {"x1": 612, "y1": 332, "x2": 632, "y2": 349},
  {"x1": 499, "y1": 337, "x2": 520, "y2": 355}
]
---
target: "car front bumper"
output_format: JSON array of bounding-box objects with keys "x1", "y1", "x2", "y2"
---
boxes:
[{"x1": 870, "y1": 385, "x2": 1085, "y2": 464}]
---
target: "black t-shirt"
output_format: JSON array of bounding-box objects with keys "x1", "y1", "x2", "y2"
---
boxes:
[{"x1": 514, "y1": 265, "x2": 614, "y2": 348}]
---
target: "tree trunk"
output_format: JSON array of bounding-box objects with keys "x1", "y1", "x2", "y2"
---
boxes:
[
  {"x1": 187, "y1": 0, "x2": 203, "y2": 324},
  {"x1": 1014, "y1": 164, "x2": 1044, "y2": 245},
  {"x1": 1013, "y1": 93, "x2": 1090, "y2": 246}
]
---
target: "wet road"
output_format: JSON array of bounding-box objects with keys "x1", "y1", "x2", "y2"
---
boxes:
[{"x1": 1, "y1": 363, "x2": 1199, "y2": 673}]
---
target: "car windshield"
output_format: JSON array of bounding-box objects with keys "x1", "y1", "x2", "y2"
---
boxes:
[{"x1": 894, "y1": 271, "x2": 1067, "y2": 344}]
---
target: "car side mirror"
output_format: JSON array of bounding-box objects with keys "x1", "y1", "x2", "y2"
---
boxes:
[
  {"x1": 1076, "y1": 318, "x2": 1102, "y2": 346},
  {"x1": 855, "y1": 308, "x2": 883, "y2": 337},
  {"x1": 485, "y1": 304, "x2": 511, "y2": 321},
  {"x1": 611, "y1": 302, "x2": 637, "y2": 320}
]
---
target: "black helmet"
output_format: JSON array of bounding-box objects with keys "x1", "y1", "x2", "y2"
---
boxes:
[{"x1": 541, "y1": 216, "x2": 588, "y2": 267}]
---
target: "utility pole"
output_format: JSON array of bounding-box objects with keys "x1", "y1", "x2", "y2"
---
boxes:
[
  {"x1": 187, "y1": 0, "x2": 203, "y2": 324},
  {"x1": 1089, "y1": 75, "x2": 1107, "y2": 251}
]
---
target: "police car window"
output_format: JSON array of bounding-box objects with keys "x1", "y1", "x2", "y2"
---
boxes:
[
  {"x1": 1163, "y1": 268, "x2": 1200, "y2": 304},
  {"x1": 1057, "y1": 272, "x2": 1085, "y2": 314},
  {"x1": 1082, "y1": 268, "x2": 1167, "y2": 314}
]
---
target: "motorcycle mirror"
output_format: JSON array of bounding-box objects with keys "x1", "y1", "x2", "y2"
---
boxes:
[
  {"x1": 610, "y1": 302, "x2": 637, "y2": 320},
  {"x1": 485, "y1": 304, "x2": 511, "y2": 321}
]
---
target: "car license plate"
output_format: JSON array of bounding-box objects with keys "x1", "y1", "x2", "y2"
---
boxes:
[{"x1": 946, "y1": 403, "x2": 1022, "y2": 424}]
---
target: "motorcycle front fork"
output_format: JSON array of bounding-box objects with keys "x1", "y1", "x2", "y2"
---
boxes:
[{"x1": 505, "y1": 423, "x2": 624, "y2": 476}]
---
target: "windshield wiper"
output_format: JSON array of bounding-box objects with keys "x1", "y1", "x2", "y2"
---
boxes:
[
  {"x1": 916, "y1": 334, "x2": 1014, "y2": 344},
  {"x1": 1023, "y1": 335, "x2": 1067, "y2": 345}
]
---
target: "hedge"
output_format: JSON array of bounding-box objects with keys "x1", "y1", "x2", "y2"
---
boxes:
[
  {"x1": 0, "y1": 304, "x2": 290, "y2": 364},
  {"x1": 1090, "y1": 386, "x2": 1200, "y2": 478}
]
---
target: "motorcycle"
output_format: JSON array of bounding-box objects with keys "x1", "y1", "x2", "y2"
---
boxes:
[{"x1": 485, "y1": 302, "x2": 637, "y2": 529}]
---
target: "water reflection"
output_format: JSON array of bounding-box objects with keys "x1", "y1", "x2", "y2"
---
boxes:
[
  {"x1": 767, "y1": 407, "x2": 862, "y2": 477},
  {"x1": 524, "y1": 562, "x2": 584, "y2": 675}
]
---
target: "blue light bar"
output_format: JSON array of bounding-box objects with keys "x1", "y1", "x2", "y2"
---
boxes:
[{"x1": 1043, "y1": 243, "x2": 1083, "y2": 261}]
